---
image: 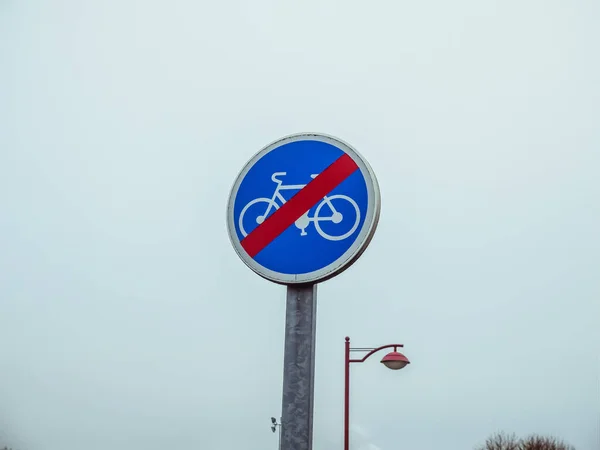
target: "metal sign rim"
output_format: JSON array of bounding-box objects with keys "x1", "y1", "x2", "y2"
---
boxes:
[{"x1": 226, "y1": 132, "x2": 381, "y2": 285}]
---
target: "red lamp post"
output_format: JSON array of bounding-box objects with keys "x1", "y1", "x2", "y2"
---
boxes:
[{"x1": 344, "y1": 336, "x2": 410, "y2": 450}]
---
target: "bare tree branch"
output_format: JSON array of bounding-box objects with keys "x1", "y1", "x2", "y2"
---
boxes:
[{"x1": 476, "y1": 431, "x2": 520, "y2": 450}]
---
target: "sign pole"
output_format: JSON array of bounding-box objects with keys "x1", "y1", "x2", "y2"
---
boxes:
[{"x1": 281, "y1": 283, "x2": 317, "y2": 450}]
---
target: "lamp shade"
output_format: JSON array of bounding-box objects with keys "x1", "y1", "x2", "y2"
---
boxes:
[{"x1": 380, "y1": 351, "x2": 410, "y2": 370}]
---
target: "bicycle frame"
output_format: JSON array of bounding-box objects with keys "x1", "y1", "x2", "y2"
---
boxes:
[{"x1": 265, "y1": 181, "x2": 338, "y2": 221}]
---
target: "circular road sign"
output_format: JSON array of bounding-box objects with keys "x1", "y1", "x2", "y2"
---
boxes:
[{"x1": 226, "y1": 132, "x2": 380, "y2": 285}]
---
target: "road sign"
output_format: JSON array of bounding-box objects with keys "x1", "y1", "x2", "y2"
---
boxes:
[{"x1": 227, "y1": 132, "x2": 380, "y2": 285}]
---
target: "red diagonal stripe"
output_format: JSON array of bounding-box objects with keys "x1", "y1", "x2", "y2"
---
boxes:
[{"x1": 240, "y1": 153, "x2": 359, "y2": 258}]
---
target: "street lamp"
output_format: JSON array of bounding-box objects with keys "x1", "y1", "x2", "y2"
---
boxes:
[{"x1": 344, "y1": 336, "x2": 410, "y2": 450}]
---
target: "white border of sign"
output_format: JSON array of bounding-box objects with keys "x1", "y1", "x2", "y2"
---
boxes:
[{"x1": 226, "y1": 132, "x2": 381, "y2": 285}]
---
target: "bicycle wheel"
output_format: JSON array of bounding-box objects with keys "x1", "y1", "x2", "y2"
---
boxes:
[
  {"x1": 314, "y1": 195, "x2": 361, "y2": 241},
  {"x1": 238, "y1": 198, "x2": 279, "y2": 237}
]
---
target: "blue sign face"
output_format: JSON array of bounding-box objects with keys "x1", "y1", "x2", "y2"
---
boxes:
[{"x1": 227, "y1": 133, "x2": 380, "y2": 285}]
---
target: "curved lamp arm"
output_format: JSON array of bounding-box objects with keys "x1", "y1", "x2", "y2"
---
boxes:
[{"x1": 348, "y1": 342, "x2": 404, "y2": 364}]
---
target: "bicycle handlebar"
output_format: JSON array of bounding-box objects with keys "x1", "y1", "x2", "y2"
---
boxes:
[{"x1": 271, "y1": 172, "x2": 287, "y2": 183}]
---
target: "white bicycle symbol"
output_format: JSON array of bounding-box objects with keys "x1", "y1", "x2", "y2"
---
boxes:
[{"x1": 239, "y1": 172, "x2": 361, "y2": 241}]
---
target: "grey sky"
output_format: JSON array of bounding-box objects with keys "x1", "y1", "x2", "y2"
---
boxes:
[{"x1": 1, "y1": 1, "x2": 599, "y2": 450}]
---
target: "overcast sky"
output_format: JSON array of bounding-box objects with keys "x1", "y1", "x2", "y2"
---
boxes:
[{"x1": 1, "y1": 1, "x2": 599, "y2": 450}]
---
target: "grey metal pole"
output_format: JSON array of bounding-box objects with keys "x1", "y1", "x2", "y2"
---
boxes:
[
  {"x1": 278, "y1": 421, "x2": 283, "y2": 450},
  {"x1": 280, "y1": 283, "x2": 317, "y2": 450}
]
